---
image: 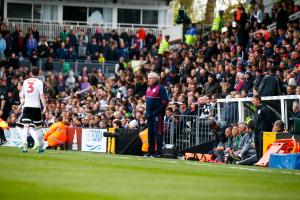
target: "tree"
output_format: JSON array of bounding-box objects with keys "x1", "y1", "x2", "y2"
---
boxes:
[
  {"x1": 204, "y1": 0, "x2": 217, "y2": 24},
  {"x1": 173, "y1": 0, "x2": 194, "y2": 23}
]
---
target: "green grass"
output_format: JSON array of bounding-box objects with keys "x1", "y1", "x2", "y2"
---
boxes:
[{"x1": 0, "y1": 147, "x2": 300, "y2": 200}]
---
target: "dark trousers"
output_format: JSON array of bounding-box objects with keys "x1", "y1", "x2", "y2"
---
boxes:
[
  {"x1": 254, "y1": 132, "x2": 263, "y2": 160},
  {"x1": 0, "y1": 128, "x2": 6, "y2": 142},
  {"x1": 147, "y1": 114, "x2": 164, "y2": 155}
]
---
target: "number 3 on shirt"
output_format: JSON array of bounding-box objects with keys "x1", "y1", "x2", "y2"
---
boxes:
[{"x1": 27, "y1": 82, "x2": 35, "y2": 93}]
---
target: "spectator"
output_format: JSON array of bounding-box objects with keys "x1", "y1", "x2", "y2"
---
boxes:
[
  {"x1": 214, "y1": 126, "x2": 233, "y2": 163},
  {"x1": 78, "y1": 29, "x2": 88, "y2": 58},
  {"x1": 204, "y1": 74, "x2": 220, "y2": 95},
  {"x1": 60, "y1": 27, "x2": 69, "y2": 42},
  {"x1": 26, "y1": 33, "x2": 37, "y2": 57},
  {"x1": 272, "y1": 120, "x2": 286, "y2": 132},
  {"x1": 0, "y1": 33, "x2": 6, "y2": 59},
  {"x1": 258, "y1": 67, "x2": 281, "y2": 96}
]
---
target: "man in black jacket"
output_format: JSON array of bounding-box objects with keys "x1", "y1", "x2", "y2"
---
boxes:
[
  {"x1": 252, "y1": 95, "x2": 274, "y2": 160},
  {"x1": 258, "y1": 67, "x2": 281, "y2": 96}
]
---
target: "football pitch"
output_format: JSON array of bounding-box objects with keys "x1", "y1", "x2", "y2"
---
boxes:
[{"x1": 0, "y1": 147, "x2": 299, "y2": 200}]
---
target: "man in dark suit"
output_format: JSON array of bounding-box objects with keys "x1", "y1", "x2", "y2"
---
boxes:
[{"x1": 252, "y1": 95, "x2": 274, "y2": 160}]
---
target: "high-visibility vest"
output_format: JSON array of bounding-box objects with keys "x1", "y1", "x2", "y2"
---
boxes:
[
  {"x1": 185, "y1": 27, "x2": 197, "y2": 45},
  {"x1": 211, "y1": 16, "x2": 222, "y2": 31},
  {"x1": 0, "y1": 118, "x2": 8, "y2": 129},
  {"x1": 158, "y1": 39, "x2": 169, "y2": 55},
  {"x1": 139, "y1": 129, "x2": 157, "y2": 152},
  {"x1": 44, "y1": 121, "x2": 67, "y2": 147}
]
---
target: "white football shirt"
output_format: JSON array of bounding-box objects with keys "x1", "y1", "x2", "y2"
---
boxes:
[{"x1": 20, "y1": 78, "x2": 44, "y2": 108}]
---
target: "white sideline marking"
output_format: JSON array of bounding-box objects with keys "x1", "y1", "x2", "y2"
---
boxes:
[
  {"x1": 101, "y1": 154, "x2": 300, "y2": 175},
  {"x1": 183, "y1": 161, "x2": 300, "y2": 175}
]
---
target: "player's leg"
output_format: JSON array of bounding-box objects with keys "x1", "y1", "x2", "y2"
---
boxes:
[
  {"x1": 29, "y1": 126, "x2": 44, "y2": 153},
  {"x1": 20, "y1": 124, "x2": 29, "y2": 152}
]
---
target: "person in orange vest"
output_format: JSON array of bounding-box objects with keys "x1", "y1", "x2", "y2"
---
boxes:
[{"x1": 43, "y1": 118, "x2": 67, "y2": 148}]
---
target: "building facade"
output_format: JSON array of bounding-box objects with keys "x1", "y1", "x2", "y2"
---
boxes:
[{"x1": 3, "y1": 0, "x2": 173, "y2": 28}]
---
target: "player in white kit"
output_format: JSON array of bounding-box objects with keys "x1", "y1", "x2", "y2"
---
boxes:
[{"x1": 18, "y1": 67, "x2": 47, "y2": 153}]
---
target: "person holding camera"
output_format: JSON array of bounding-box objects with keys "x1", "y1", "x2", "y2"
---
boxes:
[{"x1": 145, "y1": 72, "x2": 169, "y2": 158}]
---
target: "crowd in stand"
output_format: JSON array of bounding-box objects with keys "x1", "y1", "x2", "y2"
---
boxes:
[{"x1": 0, "y1": 0, "x2": 300, "y2": 157}]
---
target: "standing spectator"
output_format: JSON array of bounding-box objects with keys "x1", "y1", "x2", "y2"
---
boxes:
[
  {"x1": 78, "y1": 29, "x2": 88, "y2": 58},
  {"x1": 145, "y1": 30, "x2": 156, "y2": 50},
  {"x1": 204, "y1": 74, "x2": 220, "y2": 95},
  {"x1": 258, "y1": 67, "x2": 281, "y2": 96},
  {"x1": 252, "y1": 95, "x2": 274, "y2": 160},
  {"x1": 94, "y1": 27, "x2": 103, "y2": 43},
  {"x1": 276, "y1": 2, "x2": 289, "y2": 31},
  {"x1": 65, "y1": 71, "x2": 76, "y2": 92},
  {"x1": 158, "y1": 35, "x2": 169, "y2": 55},
  {"x1": 56, "y1": 42, "x2": 68, "y2": 59},
  {"x1": 69, "y1": 30, "x2": 77, "y2": 49},
  {"x1": 37, "y1": 36, "x2": 49, "y2": 58},
  {"x1": 26, "y1": 34, "x2": 37, "y2": 57},
  {"x1": 0, "y1": 33, "x2": 6, "y2": 59},
  {"x1": 211, "y1": 10, "x2": 224, "y2": 32},
  {"x1": 8, "y1": 53, "x2": 19, "y2": 70},
  {"x1": 32, "y1": 25, "x2": 40, "y2": 43},
  {"x1": 145, "y1": 72, "x2": 169, "y2": 157},
  {"x1": 254, "y1": 3, "x2": 264, "y2": 29},
  {"x1": 43, "y1": 57, "x2": 54, "y2": 72},
  {"x1": 60, "y1": 27, "x2": 69, "y2": 42},
  {"x1": 87, "y1": 37, "x2": 99, "y2": 59}
]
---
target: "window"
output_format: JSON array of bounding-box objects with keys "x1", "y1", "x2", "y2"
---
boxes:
[
  {"x1": 7, "y1": 3, "x2": 32, "y2": 19},
  {"x1": 33, "y1": 4, "x2": 42, "y2": 20},
  {"x1": 88, "y1": 7, "x2": 112, "y2": 25},
  {"x1": 63, "y1": 6, "x2": 87, "y2": 22},
  {"x1": 118, "y1": 9, "x2": 141, "y2": 24},
  {"x1": 41, "y1": 5, "x2": 58, "y2": 21},
  {"x1": 142, "y1": 10, "x2": 158, "y2": 25}
]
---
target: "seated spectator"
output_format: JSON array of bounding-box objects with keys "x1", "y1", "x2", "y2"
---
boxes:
[
  {"x1": 236, "y1": 122, "x2": 257, "y2": 165},
  {"x1": 214, "y1": 126, "x2": 233, "y2": 163},
  {"x1": 272, "y1": 120, "x2": 286, "y2": 132}
]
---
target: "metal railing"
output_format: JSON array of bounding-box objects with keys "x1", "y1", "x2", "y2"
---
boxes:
[
  {"x1": 252, "y1": 10, "x2": 300, "y2": 37},
  {"x1": 217, "y1": 95, "x2": 300, "y2": 130},
  {"x1": 163, "y1": 108, "x2": 218, "y2": 152},
  {"x1": 19, "y1": 58, "x2": 117, "y2": 77},
  {"x1": 5, "y1": 18, "x2": 175, "y2": 41}
]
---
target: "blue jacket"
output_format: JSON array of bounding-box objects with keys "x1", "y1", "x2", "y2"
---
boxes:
[
  {"x1": 146, "y1": 82, "x2": 169, "y2": 118},
  {"x1": 0, "y1": 38, "x2": 6, "y2": 52}
]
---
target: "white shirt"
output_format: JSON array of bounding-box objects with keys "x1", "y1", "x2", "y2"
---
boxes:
[{"x1": 20, "y1": 77, "x2": 44, "y2": 108}]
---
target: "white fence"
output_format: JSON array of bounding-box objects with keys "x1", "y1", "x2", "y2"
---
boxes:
[
  {"x1": 217, "y1": 95, "x2": 300, "y2": 129},
  {"x1": 252, "y1": 10, "x2": 300, "y2": 37},
  {"x1": 5, "y1": 18, "x2": 176, "y2": 41}
]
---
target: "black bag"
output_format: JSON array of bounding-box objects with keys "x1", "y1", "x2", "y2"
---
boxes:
[{"x1": 162, "y1": 145, "x2": 178, "y2": 159}]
